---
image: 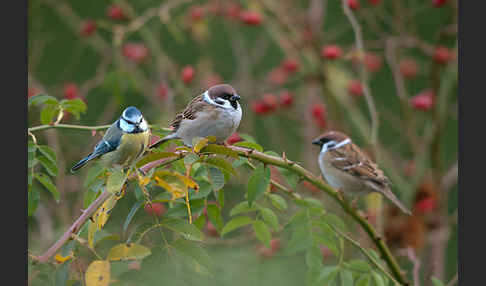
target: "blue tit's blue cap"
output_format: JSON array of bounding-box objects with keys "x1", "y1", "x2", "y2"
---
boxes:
[{"x1": 122, "y1": 106, "x2": 143, "y2": 124}]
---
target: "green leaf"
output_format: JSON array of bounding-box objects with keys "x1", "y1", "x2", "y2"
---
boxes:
[
  {"x1": 184, "y1": 153, "x2": 200, "y2": 165},
  {"x1": 356, "y1": 274, "x2": 371, "y2": 286},
  {"x1": 285, "y1": 226, "x2": 314, "y2": 254},
  {"x1": 106, "y1": 168, "x2": 127, "y2": 194},
  {"x1": 161, "y1": 218, "x2": 205, "y2": 241},
  {"x1": 238, "y1": 133, "x2": 257, "y2": 143},
  {"x1": 40, "y1": 104, "x2": 59, "y2": 125},
  {"x1": 60, "y1": 98, "x2": 87, "y2": 119},
  {"x1": 34, "y1": 173, "x2": 59, "y2": 202},
  {"x1": 217, "y1": 189, "x2": 225, "y2": 208},
  {"x1": 340, "y1": 268, "x2": 354, "y2": 286},
  {"x1": 127, "y1": 223, "x2": 154, "y2": 243},
  {"x1": 123, "y1": 200, "x2": 144, "y2": 232},
  {"x1": 84, "y1": 189, "x2": 101, "y2": 209},
  {"x1": 207, "y1": 166, "x2": 225, "y2": 191},
  {"x1": 206, "y1": 204, "x2": 224, "y2": 232},
  {"x1": 136, "y1": 151, "x2": 178, "y2": 168},
  {"x1": 28, "y1": 94, "x2": 58, "y2": 107},
  {"x1": 106, "y1": 243, "x2": 151, "y2": 261},
  {"x1": 200, "y1": 144, "x2": 239, "y2": 158},
  {"x1": 347, "y1": 259, "x2": 372, "y2": 273},
  {"x1": 193, "y1": 213, "x2": 207, "y2": 230},
  {"x1": 84, "y1": 164, "x2": 106, "y2": 188},
  {"x1": 371, "y1": 271, "x2": 386, "y2": 286},
  {"x1": 28, "y1": 186, "x2": 40, "y2": 217},
  {"x1": 260, "y1": 207, "x2": 279, "y2": 230},
  {"x1": 172, "y1": 239, "x2": 213, "y2": 275},
  {"x1": 234, "y1": 141, "x2": 263, "y2": 152},
  {"x1": 37, "y1": 155, "x2": 58, "y2": 177},
  {"x1": 252, "y1": 220, "x2": 271, "y2": 247},
  {"x1": 204, "y1": 156, "x2": 236, "y2": 176},
  {"x1": 315, "y1": 266, "x2": 339, "y2": 286},
  {"x1": 278, "y1": 167, "x2": 300, "y2": 189},
  {"x1": 322, "y1": 212, "x2": 348, "y2": 232},
  {"x1": 229, "y1": 201, "x2": 260, "y2": 216},
  {"x1": 305, "y1": 246, "x2": 323, "y2": 269},
  {"x1": 221, "y1": 216, "x2": 254, "y2": 236},
  {"x1": 268, "y1": 193, "x2": 287, "y2": 211},
  {"x1": 431, "y1": 277, "x2": 446, "y2": 286},
  {"x1": 247, "y1": 164, "x2": 271, "y2": 207},
  {"x1": 37, "y1": 145, "x2": 57, "y2": 164}
]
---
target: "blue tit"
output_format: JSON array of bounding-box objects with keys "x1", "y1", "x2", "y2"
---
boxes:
[{"x1": 70, "y1": 106, "x2": 150, "y2": 173}]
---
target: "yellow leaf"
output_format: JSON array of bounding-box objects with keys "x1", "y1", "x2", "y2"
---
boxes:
[
  {"x1": 138, "y1": 175, "x2": 150, "y2": 187},
  {"x1": 88, "y1": 221, "x2": 97, "y2": 249},
  {"x1": 154, "y1": 176, "x2": 186, "y2": 200},
  {"x1": 193, "y1": 136, "x2": 217, "y2": 153},
  {"x1": 106, "y1": 243, "x2": 151, "y2": 261},
  {"x1": 54, "y1": 251, "x2": 74, "y2": 264},
  {"x1": 85, "y1": 260, "x2": 110, "y2": 286}
]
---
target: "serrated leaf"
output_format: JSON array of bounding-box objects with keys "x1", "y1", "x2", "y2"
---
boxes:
[
  {"x1": 347, "y1": 259, "x2": 372, "y2": 272},
  {"x1": 207, "y1": 166, "x2": 225, "y2": 191},
  {"x1": 35, "y1": 173, "x2": 59, "y2": 202},
  {"x1": 268, "y1": 193, "x2": 287, "y2": 211},
  {"x1": 40, "y1": 105, "x2": 59, "y2": 125},
  {"x1": 37, "y1": 145, "x2": 57, "y2": 164},
  {"x1": 252, "y1": 220, "x2": 271, "y2": 247},
  {"x1": 106, "y1": 169, "x2": 127, "y2": 194},
  {"x1": 234, "y1": 141, "x2": 263, "y2": 152},
  {"x1": 315, "y1": 266, "x2": 339, "y2": 286},
  {"x1": 84, "y1": 164, "x2": 106, "y2": 188},
  {"x1": 285, "y1": 226, "x2": 314, "y2": 254},
  {"x1": 221, "y1": 216, "x2": 253, "y2": 236},
  {"x1": 230, "y1": 201, "x2": 260, "y2": 216},
  {"x1": 431, "y1": 277, "x2": 446, "y2": 286},
  {"x1": 28, "y1": 186, "x2": 40, "y2": 216},
  {"x1": 322, "y1": 212, "x2": 348, "y2": 232},
  {"x1": 305, "y1": 246, "x2": 323, "y2": 269},
  {"x1": 371, "y1": 271, "x2": 386, "y2": 286},
  {"x1": 106, "y1": 243, "x2": 151, "y2": 261},
  {"x1": 200, "y1": 144, "x2": 239, "y2": 158},
  {"x1": 28, "y1": 94, "x2": 58, "y2": 107},
  {"x1": 278, "y1": 167, "x2": 300, "y2": 189},
  {"x1": 247, "y1": 164, "x2": 271, "y2": 207},
  {"x1": 136, "y1": 151, "x2": 178, "y2": 168},
  {"x1": 340, "y1": 268, "x2": 354, "y2": 286},
  {"x1": 60, "y1": 98, "x2": 87, "y2": 119},
  {"x1": 123, "y1": 200, "x2": 144, "y2": 232},
  {"x1": 161, "y1": 218, "x2": 205, "y2": 241},
  {"x1": 172, "y1": 239, "x2": 213, "y2": 275},
  {"x1": 38, "y1": 155, "x2": 58, "y2": 177},
  {"x1": 85, "y1": 260, "x2": 110, "y2": 286},
  {"x1": 260, "y1": 208, "x2": 279, "y2": 230},
  {"x1": 204, "y1": 156, "x2": 236, "y2": 176},
  {"x1": 206, "y1": 204, "x2": 224, "y2": 231},
  {"x1": 356, "y1": 274, "x2": 371, "y2": 286}
]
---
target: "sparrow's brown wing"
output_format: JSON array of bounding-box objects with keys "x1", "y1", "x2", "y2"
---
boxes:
[
  {"x1": 329, "y1": 143, "x2": 389, "y2": 188},
  {"x1": 170, "y1": 94, "x2": 210, "y2": 131}
]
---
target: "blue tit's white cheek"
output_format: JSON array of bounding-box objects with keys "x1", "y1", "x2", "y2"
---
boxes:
[
  {"x1": 139, "y1": 119, "x2": 148, "y2": 131},
  {"x1": 119, "y1": 118, "x2": 135, "y2": 133}
]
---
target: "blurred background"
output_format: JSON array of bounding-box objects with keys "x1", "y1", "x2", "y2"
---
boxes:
[{"x1": 28, "y1": 0, "x2": 457, "y2": 285}]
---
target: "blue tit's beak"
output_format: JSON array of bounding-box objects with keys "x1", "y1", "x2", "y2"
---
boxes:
[{"x1": 231, "y1": 94, "x2": 241, "y2": 102}]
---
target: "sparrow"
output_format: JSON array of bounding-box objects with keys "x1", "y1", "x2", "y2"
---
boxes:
[
  {"x1": 71, "y1": 106, "x2": 150, "y2": 172},
  {"x1": 150, "y1": 84, "x2": 242, "y2": 148},
  {"x1": 312, "y1": 131, "x2": 411, "y2": 215}
]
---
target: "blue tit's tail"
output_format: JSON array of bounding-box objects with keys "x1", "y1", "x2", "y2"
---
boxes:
[{"x1": 70, "y1": 154, "x2": 96, "y2": 173}]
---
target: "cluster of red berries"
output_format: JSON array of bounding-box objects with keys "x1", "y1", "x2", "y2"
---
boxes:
[
  {"x1": 181, "y1": 66, "x2": 196, "y2": 84},
  {"x1": 251, "y1": 91, "x2": 294, "y2": 115},
  {"x1": 266, "y1": 58, "x2": 300, "y2": 86},
  {"x1": 226, "y1": 133, "x2": 243, "y2": 145},
  {"x1": 122, "y1": 43, "x2": 149, "y2": 64},
  {"x1": 410, "y1": 89, "x2": 435, "y2": 111},
  {"x1": 310, "y1": 103, "x2": 327, "y2": 129},
  {"x1": 257, "y1": 238, "x2": 281, "y2": 258}
]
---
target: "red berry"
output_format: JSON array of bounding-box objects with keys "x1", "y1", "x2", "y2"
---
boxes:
[
  {"x1": 227, "y1": 132, "x2": 243, "y2": 145},
  {"x1": 144, "y1": 203, "x2": 166, "y2": 217},
  {"x1": 205, "y1": 221, "x2": 219, "y2": 237},
  {"x1": 348, "y1": 79, "x2": 363, "y2": 96},
  {"x1": 279, "y1": 91, "x2": 293, "y2": 107},
  {"x1": 432, "y1": 0, "x2": 447, "y2": 7},
  {"x1": 281, "y1": 59, "x2": 299, "y2": 73},
  {"x1": 399, "y1": 58, "x2": 419, "y2": 79},
  {"x1": 270, "y1": 238, "x2": 281, "y2": 251},
  {"x1": 122, "y1": 43, "x2": 149, "y2": 64},
  {"x1": 80, "y1": 19, "x2": 97, "y2": 37},
  {"x1": 239, "y1": 11, "x2": 262, "y2": 26},
  {"x1": 368, "y1": 0, "x2": 381, "y2": 4},
  {"x1": 415, "y1": 197, "x2": 437, "y2": 214},
  {"x1": 157, "y1": 83, "x2": 168, "y2": 99},
  {"x1": 262, "y1": 93, "x2": 279, "y2": 111},
  {"x1": 106, "y1": 5, "x2": 125, "y2": 20},
  {"x1": 347, "y1": 0, "x2": 361, "y2": 10},
  {"x1": 410, "y1": 90, "x2": 435, "y2": 111},
  {"x1": 364, "y1": 53, "x2": 382, "y2": 73},
  {"x1": 321, "y1": 45, "x2": 342, "y2": 60},
  {"x1": 251, "y1": 100, "x2": 271, "y2": 115},
  {"x1": 433, "y1": 46, "x2": 453, "y2": 64},
  {"x1": 257, "y1": 245, "x2": 274, "y2": 258},
  {"x1": 181, "y1": 65, "x2": 196, "y2": 84},
  {"x1": 267, "y1": 67, "x2": 288, "y2": 85},
  {"x1": 311, "y1": 103, "x2": 327, "y2": 129},
  {"x1": 63, "y1": 83, "x2": 79, "y2": 99},
  {"x1": 189, "y1": 5, "x2": 205, "y2": 22}
]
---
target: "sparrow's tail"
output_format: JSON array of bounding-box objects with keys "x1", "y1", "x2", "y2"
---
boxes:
[
  {"x1": 149, "y1": 133, "x2": 179, "y2": 149},
  {"x1": 379, "y1": 187, "x2": 412, "y2": 215}
]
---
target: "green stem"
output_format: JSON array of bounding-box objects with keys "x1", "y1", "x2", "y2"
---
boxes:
[{"x1": 28, "y1": 124, "x2": 112, "y2": 133}]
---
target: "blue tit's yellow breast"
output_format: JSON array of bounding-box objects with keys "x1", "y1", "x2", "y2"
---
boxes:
[{"x1": 100, "y1": 130, "x2": 150, "y2": 168}]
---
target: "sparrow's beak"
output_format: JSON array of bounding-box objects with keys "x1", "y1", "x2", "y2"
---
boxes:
[
  {"x1": 312, "y1": 138, "x2": 321, "y2": 146},
  {"x1": 231, "y1": 94, "x2": 241, "y2": 102}
]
